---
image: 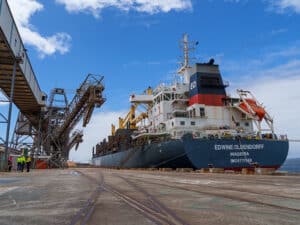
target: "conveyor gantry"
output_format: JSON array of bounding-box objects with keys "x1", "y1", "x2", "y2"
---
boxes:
[
  {"x1": 0, "y1": 0, "x2": 106, "y2": 168},
  {"x1": 0, "y1": 0, "x2": 45, "y2": 128}
]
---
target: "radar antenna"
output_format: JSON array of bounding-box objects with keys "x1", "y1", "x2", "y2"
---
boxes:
[{"x1": 177, "y1": 34, "x2": 198, "y2": 83}]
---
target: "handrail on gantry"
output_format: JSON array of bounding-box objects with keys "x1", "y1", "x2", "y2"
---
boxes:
[
  {"x1": 0, "y1": 0, "x2": 45, "y2": 107},
  {"x1": 53, "y1": 74, "x2": 105, "y2": 139}
]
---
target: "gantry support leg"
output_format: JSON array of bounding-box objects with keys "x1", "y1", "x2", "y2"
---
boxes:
[{"x1": 0, "y1": 61, "x2": 17, "y2": 171}]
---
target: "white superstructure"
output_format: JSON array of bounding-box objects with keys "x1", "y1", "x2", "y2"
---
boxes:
[{"x1": 127, "y1": 34, "x2": 274, "y2": 140}]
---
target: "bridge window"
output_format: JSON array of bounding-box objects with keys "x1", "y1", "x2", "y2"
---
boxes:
[
  {"x1": 200, "y1": 76, "x2": 220, "y2": 86},
  {"x1": 165, "y1": 93, "x2": 171, "y2": 101},
  {"x1": 200, "y1": 107, "x2": 205, "y2": 118},
  {"x1": 157, "y1": 96, "x2": 161, "y2": 103},
  {"x1": 191, "y1": 121, "x2": 196, "y2": 126},
  {"x1": 180, "y1": 121, "x2": 185, "y2": 126},
  {"x1": 189, "y1": 108, "x2": 196, "y2": 118}
]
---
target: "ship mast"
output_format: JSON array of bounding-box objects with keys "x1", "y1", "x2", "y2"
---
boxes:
[
  {"x1": 183, "y1": 34, "x2": 189, "y2": 69},
  {"x1": 177, "y1": 34, "x2": 196, "y2": 84}
]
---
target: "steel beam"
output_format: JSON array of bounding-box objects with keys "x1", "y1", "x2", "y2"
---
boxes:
[{"x1": 0, "y1": 60, "x2": 16, "y2": 171}]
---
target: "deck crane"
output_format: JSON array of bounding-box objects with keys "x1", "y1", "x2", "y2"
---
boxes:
[
  {"x1": 112, "y1": 87, "x2": 153, "y2": 135},
  {"x1": 117, "y1": 104, "x2": 148, "y2": 130}
]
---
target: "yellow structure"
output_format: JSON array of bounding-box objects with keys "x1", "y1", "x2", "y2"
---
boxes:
[
  {"x1": 112, "y1": 104, "x2": 148, "y2": 135},
  {"x1": 111, "y1": 87, "x2": 153, "y2": 135},
  {"x1": 111, "y1": 124, "x2": 116, "y2": 136},
  {"x1": 118, "y1": 104, "x2": 138, "y2": 129}
]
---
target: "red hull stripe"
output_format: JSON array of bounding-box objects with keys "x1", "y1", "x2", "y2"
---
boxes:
[{"x1": 189, "y1": 94, "x2": 226, "y2": 106}]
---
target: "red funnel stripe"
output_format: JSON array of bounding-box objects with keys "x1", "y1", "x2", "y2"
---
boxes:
[{"x1": 189, "y1": 94, "x2": 225, "y2": 106}]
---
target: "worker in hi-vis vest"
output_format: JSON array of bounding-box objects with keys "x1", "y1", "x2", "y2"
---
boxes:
[
  {"x1": 20, "y1": 155, "x2": 26, "y2": 172},
  {"x1": 17, "y1": 156, "x2": 22, "y2": 171},
  {"x1": 26, "y1": 156, "x2": 32, "y2": 172}
]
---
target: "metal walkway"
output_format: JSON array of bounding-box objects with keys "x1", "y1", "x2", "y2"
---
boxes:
[{"x1": 0, "y1": 0, "x2": 45, "y2": 128}]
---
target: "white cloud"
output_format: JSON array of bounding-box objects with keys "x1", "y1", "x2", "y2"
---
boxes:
[
  {"x1": 268, "y1": 0, "x2": 300, "y2": 13},
  {"x1": 7, "y1": 0, "x2": 71, "y2": 57},
  {"x1": 224, "y1": 0, "x2": 243, "y2": 3},
  {"x1": 55, "y1": 0, "x2": 192, "y2": 18},
  {"x1": 270, "y1": 28, "x2": 288, "y2": 36},
  {"x1": 69, "y1": 110, "x2": 126, "y2": 163},
  {"x1": 225, "y1": 0, "x2": 300, "y2": 14}
]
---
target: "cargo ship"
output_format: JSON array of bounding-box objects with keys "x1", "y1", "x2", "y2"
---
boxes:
[{"x1": 92, "y1": 34, "x2": 289, "y2": 171}]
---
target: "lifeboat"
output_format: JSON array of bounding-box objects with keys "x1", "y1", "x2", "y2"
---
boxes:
[{"x1": 239, "y1": 98, "x2": 266, "y2": 121}]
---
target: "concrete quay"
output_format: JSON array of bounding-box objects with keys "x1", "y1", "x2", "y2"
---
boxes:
[{"x1": 0, "y1": 168, "x2": 300, "y2": 225}]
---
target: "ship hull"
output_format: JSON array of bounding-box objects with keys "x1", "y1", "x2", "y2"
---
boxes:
[{"x1": 92, "y1": 134, "x2": 289, "y2": 170}]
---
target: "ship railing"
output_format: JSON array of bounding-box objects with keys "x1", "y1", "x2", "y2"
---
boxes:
[
  {"x1": 171, "y1": 99, "x2": 189, "y2": 105},
  {"x1": 172, "y1": 105, "x2": 187, "y2": 111},
  {"x1": 279, "y1": 135, "x2": 288, "y2": 140},
  {"x1": 189, "y1": 115, "x2": 208, "y2": 119},
  {"x1": 182, "y1": 131, "x2": 288, "y2": 141},
  {"x1": 189, "y1": 130, "x2": 262, "y2": 140},
  {"x1": 153, "y1": 84, "x2": 172, "y2": 94}
]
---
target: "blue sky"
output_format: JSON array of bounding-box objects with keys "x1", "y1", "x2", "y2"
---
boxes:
[{"x1": 1, "y1": 0, "x2": 300, "y2": 162}]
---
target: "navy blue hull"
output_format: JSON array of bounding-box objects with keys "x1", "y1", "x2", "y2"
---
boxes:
[{"x1": 92, "y1": 135, "x2": 289, "y2": 170}]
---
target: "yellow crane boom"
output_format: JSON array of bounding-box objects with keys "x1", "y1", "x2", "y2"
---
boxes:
[{"x1": 112, "y1": 104, "x2": 148, "y2": 135}]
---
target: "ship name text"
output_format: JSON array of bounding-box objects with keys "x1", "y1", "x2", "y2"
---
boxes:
[{"x1": 214, "y1": 144, "x2": 264, "y2": 151}]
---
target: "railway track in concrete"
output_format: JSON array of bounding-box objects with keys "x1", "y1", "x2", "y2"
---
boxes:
[
  {"x1": 110, "y1": 175, "x2": 188, "y2": 225},
  {"x1": 69, "y1": 172, "x2": 104, "y2": 225},
  {"x1": 139, "y1": 170, "x2": 300, "y2": 188},
  {"x1": 72, "y1": 169, "x2": 189, "y2": 225},
  {"x1": 119, "y1": 174, "x2": 300, "y2": 213},
  {"x1": 121, "y1": 172, "x2": 300, "y2": 201}
]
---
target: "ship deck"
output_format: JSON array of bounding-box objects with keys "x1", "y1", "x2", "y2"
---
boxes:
[{"x1": 0, "y1": 168, "x2": 299, "y2": 225}]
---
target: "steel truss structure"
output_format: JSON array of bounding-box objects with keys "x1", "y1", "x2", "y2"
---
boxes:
[{"x1": 11, "y1": 74, "x2": 106, "y2": 167}]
